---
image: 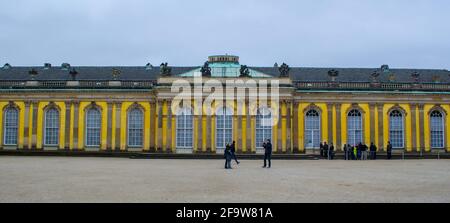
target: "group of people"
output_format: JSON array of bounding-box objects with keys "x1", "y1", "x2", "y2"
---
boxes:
[
  {"x1": 224, "y1": 139, "x2": 273, "y2": 169},
  {"x1": 320, "y1": 141, "x2": 394, "y2": 160},
  {"x1": 224, "y1": 139, "x2": 394, "y2": 169},
  {"x1": 319, "y1": 141, "x2": 336, "y2": 160}
]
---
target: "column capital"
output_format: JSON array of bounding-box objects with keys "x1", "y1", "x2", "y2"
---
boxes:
[
  {"x1": 30, "y1": 100, "x2": 39, "y2": 106},
  {"x1": 24, "y1": 100, "x2": 32, "y2": 106}
]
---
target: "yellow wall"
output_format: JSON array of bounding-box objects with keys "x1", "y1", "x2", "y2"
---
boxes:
[
  {"x1": 316, "y1": 103, "x2": 328, "y2": 143},
  {"x1": 281, "y1": 102, "x2": 287, "y2": 152},
  {"x1": 297, "y1": 103, "x2": 306, "y2": 151},
  {"x1": 0, "y1": 102, "x2": 8, "y2": 148},
  {"x1": 445, "y1": 105, "x2": 450, "y2": 152}
]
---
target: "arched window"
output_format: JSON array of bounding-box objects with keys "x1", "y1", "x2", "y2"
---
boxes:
[
  {"x1": 176, "y1": 107, "x2": 193, "y2": 149},
  {"x1": 256, "y1": 107, "x2": 272, "y2": 149},
  {"x1": 127, "y1": 108, "x2": 144, "y2": 147},
  {"x1": 389, "y1": 110, "x2": 404, "y2": 148},
  {"x1": 216, "y1": 106, "x2": 233, "y2": 149},
  {"x1": 3, "y1": 107, "x2": 19, "y2": 145},
  {"x1": 430, "y1": 110, "x2": 444, "y2": 148},
  {"x1": 347, "y1": 109, "x2": 363, "y2": 146},
  {"x1": 44, "y1": 108, "x2": 59, "y2": 146},
  {"x1": 305, "y1": 109, "x2": 321, "y2": 148},
  {"x1": 85, "y1": 107, "x2": 101, "y2": 147}
]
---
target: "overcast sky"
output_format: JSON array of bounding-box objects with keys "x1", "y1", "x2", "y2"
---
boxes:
[{"x1": 1, "y1": 0, "x2": 449, "y2": 69}]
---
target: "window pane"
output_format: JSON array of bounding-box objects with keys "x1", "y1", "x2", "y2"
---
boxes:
[
  {"x1": 4, "y1": 108, "x2": 18, "y2": 145},
  {"x1": 44, "y1": 108, "x2": 59, "y2": 145},
  {"x1": 86, "y1": 108, "x2": 101, "y2": 146}
]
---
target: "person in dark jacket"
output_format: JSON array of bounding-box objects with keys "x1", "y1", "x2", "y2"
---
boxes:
[
  {"x1": 224, "y1": 143, "x2": 232, "y2": 169},
  {"x1": 386, "y1": 141, "x2": 393, "y2": 160},
  {"x1": 370, "y1": 142, "x2": 377, "y2": 160},
  {"x1": 357, "y1": 143, "x2": 363, "y2": 160},
  {"x1": 343, "y1": 144, "x2": 349, "y2": 160},
  {"x1": 319, "y1": 142, "x2": 324, "y2": 157},
  {"x1": 361, "y1": 143, "x2": 368, "y2": 160},
  {"x1": 230, "y1": 141, "x2": 240, "y2": 164},
  {"x1": 323, "y1": 141, "x2": 329, "y2": 159},
  {"x1": 328, "y1": 143, "x2": 335, "y2": 160},
  {"x1": 262, "y1": 139, "x2": 272, "y2": 168}
]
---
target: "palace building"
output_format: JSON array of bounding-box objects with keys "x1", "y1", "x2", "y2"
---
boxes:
[{"x1": 0, "y1": 55, "x2": 449, "y2": 154}]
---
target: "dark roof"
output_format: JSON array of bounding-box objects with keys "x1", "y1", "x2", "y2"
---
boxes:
[
  {"x1": 251, "y1": 67, "x2": 450, "y2": 83},
  {"x1": 0, "y1": 66, "x2": 198, "y2": 81},
  {"x1": 1, "y1": 65, "x2": 449, "y2": 83}
]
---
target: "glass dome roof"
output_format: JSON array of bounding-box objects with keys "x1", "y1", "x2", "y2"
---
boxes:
[{"x1": 178, "y1": 55, "x2": 272, "y2": 78}]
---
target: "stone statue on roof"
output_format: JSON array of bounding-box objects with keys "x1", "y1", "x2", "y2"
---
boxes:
[
  {"x1": 160, "y1": 62, "x2": 171, "y2": 76},
  {"x1": 239, "y1": 65, "x2": 250, "y2": 77},
  {"x1": 200, "y1": 61, "x2": 211, "y2": 77},
  {"x1": 279, "y1": 63, "x2": 290, "y2": 77}
]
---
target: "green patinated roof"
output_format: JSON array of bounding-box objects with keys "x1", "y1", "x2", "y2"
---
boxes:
[{"x1": 178, "y1": 62, "x2": 272, "y2": 78}]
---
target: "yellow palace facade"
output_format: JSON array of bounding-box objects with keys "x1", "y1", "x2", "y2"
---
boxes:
[{"x1": 0, "y1": 55, "x2": 449, "y2": 154}]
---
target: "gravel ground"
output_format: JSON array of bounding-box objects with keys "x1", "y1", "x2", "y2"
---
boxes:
[{"x1": 0, "y1": 156, "x2": 449, "y2": 203}]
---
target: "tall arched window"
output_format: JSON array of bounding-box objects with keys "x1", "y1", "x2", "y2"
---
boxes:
[
  {"x1": 256, "y1": 107, "x2": 272, "y2": 149},
  {"x1": 127, "y1": 108, "x2": 144, "y2": 147},
  {"x1": 305, "y1": 109, "x2": 321, "y2": 148},
  {"x1": 3, "y1": 107, "x2": 19, "y2": 145},
  {"x1": 216, "y1": 106, "x2": 233, "y2": 149},
  {"x1": 389, "y1": 110, "x2": 404, "y2": 148},
  {"x1": 430, "y1": 110, "x2": 444, "y2": 148},
  {"x1": 347, "y1": 109, "x2": 363, "y2": 146},
  {"x1": 176, "y1": 107, "x2": 193, "y2": 149},
  {"x1": 85, "y1": 107, "x2": 101, "y2": 147},
  {"x1": 44, "y1": 108, "x2": 59, "y2": 146}
]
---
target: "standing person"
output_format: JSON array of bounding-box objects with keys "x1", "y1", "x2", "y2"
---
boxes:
[
  {"x1": 319, "y1": 142, "x2": 324, "y2": 157},
  {"x1": 262, "y1": 139, "x2": 272, "y2": 168},
  {"x1": 370, "y1": 142, "x2": 377, "y2": 160},
  {"x1": 386, "y1": 141, "x2": 392, "y2": 160},
  {"x1": 230, "y1": 141, "x2": 240, "y2": 165},
  {"x1": 361, "y1": 143, "x2": 368, "y2": 160},
  {"x1": 357, "y1": 143, "x2": 362, "y2": 160},
  {"x1": 323, "y1": 141, "x2": 329, "y2": 159},
  {"x1": 224, "y1": 143, "x2": 232, "y2": 169},
  {"x1": 353, "y1": 145, "x2": 357, "y2": 160},
  {"x1": 344, "y1": 144, "x2": 349, "y2": 160},
  {"x1": 329, "y1": 143, "x2": 335, "y2": 160}
]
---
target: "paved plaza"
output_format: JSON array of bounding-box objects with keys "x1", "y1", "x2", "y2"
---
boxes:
[{"x1": 0, "y1": 156, "x2": 449, "y2": 203}]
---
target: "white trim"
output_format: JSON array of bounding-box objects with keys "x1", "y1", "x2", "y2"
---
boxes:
[
  {"x1": 175, "y1": 107, "x2": 193, "y2": 149},
  {"x1": 127, "y1": 108, "x2": 144, "y2": 147},
  {"x1": 43, "y1": 108, "x2": 59, "y2": 146},
  {"x1": 85, "y1": 108, "x2": 101, "y2": 147},
  {"x1": 3, "y1": 107, "x2": 18, "y2": 146},
  {"x1": 304, "y1": 109, "x2": 321, "y2": 149}
]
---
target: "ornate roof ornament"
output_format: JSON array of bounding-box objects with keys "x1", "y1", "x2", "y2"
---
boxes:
[
  {"x1": 61, "y1": 63, "x2": 71, "y2": 70},
  {"x1": 2, "y1": 63, "x2": 12, "y2": 69},
  {"x1": 112, "y1": 68, "x2": 121, "y2": 80},
  {"x1": 381, "y1": 64, "x2": 390, "y2": 73},
  {"x1": 279, "y1": 63, "x2": 290, "y2": 77},
  {"x1": 239, "y1": 65, "x2": 250, "y2": 77},
  {"x1": 200, "y1": 61, "x2": 211, "y2": 77},
  {"x1": 160, "y1": 62, "x2": 171, "y2": 76},
  {"x1": 273, "y1": 63, "x2": 278, "y2": 68},
  {"x1": 411, "y1": 71, "x2": 420, "y2": 82},
  {"x1": 432, "y1": 75, "x2": 441, "y2": 83},
  {"x1": 388, "y1": 73, "x2": 396, "y2": 82},
  {"x1": 145, "y1": 63, "x2": 153, "y2": 70},
  {"x1": 28, "y1": 68, "x2": 38, "y2": 80},
  {"x1": 327, "y1": 69, "x2": 339, "y2": 81},
  {"x1": 371, "y1": 70, "x2": 380, "y2": 82},
  {"x1": 69, "y1": 68, "x2": 78, "y2": 80}
]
